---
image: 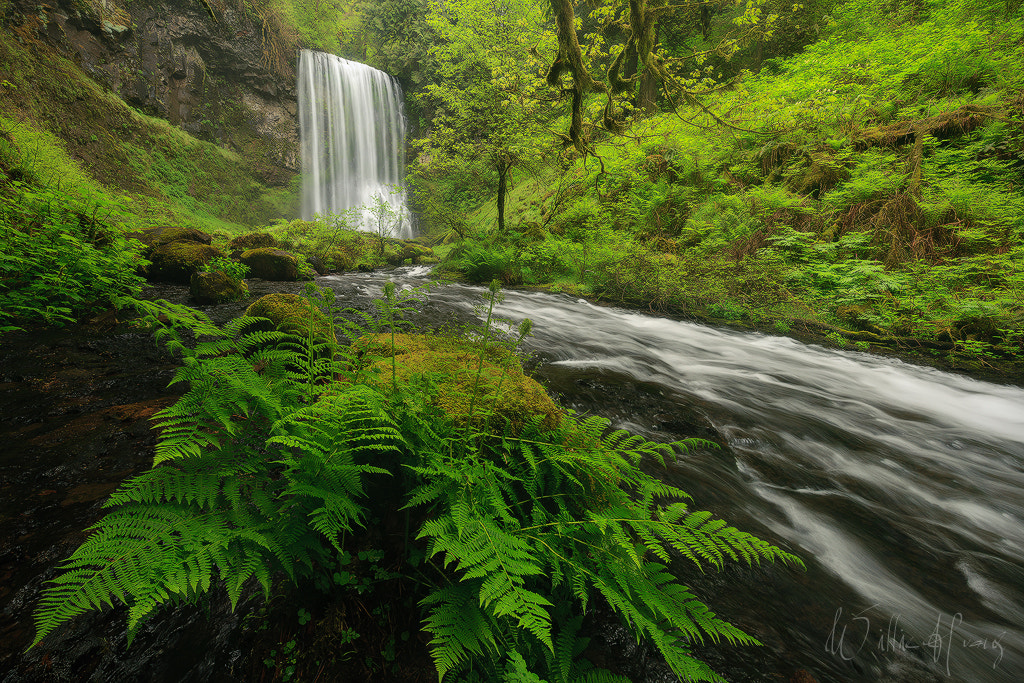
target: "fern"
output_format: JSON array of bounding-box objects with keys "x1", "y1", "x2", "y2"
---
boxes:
[
  {"x1": 32, "y1": 282, "x2": 802, "y2": 683},
  {"x1": 31, "y1": 292, "x2": 399, "y2": 647},
  {"x1": 403, "y1": 384, "x2": 802, "y2": 682}
]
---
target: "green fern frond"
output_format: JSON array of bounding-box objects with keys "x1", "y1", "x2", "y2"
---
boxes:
[{"x1": 422, "y1": 584, "x2": 500, "y2": 681}]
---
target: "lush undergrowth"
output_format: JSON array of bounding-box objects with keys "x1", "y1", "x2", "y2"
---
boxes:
[
  {"x1": 0, "y1": 116, "x2": 148, "y2": 331},
  {"x1": 31, "y1": 283, "x2": 802, "y2": 682},
  {"x1": 427, "y1": 0, "x2": 1024, "y2": 372}
]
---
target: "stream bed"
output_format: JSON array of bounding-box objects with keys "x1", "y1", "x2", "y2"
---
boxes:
[{"x1": 2, "y1": 267, "x2": 1023, "y2": 682}]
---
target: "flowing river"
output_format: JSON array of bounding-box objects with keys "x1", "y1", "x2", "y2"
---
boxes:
[{"x1": 323, "y1": 268, "x2": 1024, "y2": 683}]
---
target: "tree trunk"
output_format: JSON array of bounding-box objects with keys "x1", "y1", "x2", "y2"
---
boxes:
[
  {"x1": 637, "y1": 24, "x2": 659, "y2": 115},
  {"x1": 496, "y1": 161, "x2": 510, "y2": 232}
]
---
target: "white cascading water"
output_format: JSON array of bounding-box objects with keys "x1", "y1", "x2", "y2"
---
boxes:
[{"x1": 297, "y1": 50, "x2": 412, "y2": 238}]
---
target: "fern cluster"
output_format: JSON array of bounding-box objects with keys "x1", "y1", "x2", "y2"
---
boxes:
[
  {"x1": 31, "y1": 291, "x2": 399, "y2": 646},
  {"x1": 32, "y1": 283, "x2": 801, "y2": 682},
  {"x1": 403, "y1": 411, "x2": 802, "y2": 682}
]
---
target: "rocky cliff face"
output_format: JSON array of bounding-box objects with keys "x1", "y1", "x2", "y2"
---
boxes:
[{"x1": 6, "y1": 0, "x2": 298, "y2": 184}]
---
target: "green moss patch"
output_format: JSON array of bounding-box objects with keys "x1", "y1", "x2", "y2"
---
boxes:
[
  {"x1": 146, "y1": 242, "x2": 224, "y2": 284},
  {"x1": 358, "y1": 333, "x2": 561, "y2": 431},
  {"x1": 245, "y1": 293, "x2": 336, "y2": 346}
]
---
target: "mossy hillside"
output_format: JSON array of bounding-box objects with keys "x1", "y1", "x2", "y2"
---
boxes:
[
  {"x1": 356, "y1": 333, "x2": 561, "y2": 431},
  {"x1": 0, "y1": 30, "x2": 298, "y2": 235}
]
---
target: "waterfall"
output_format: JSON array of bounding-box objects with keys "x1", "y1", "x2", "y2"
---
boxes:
[{"x1": 297, "y1": 50, "x2": 412, "y2": 239}]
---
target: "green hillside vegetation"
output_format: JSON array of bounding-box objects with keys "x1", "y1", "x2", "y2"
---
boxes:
[
  {"x1": 0, "y1": 22, "x2": 302, "y2": 330},
  {"x1": 414, "y1": 0, "x2": 1024, "y2": 371}
]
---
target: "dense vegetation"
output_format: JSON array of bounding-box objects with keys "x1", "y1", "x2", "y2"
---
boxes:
[
  {"x1": 402, "y1": 0, "x2": 1024, "y2": 372},
  {"x1": 2, "y1": 0, "x2": 1022, "y2": 679}
]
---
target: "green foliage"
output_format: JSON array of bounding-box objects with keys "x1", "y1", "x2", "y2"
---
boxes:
[
  {"x1": 33, "y1": 283, "x2": 802, "y2": 682},
  {"x1": 409, "y1": 0, "x2": 556, "y2": 234},
  {"x1": 431, "y1": 0, "x2": 1024, "y2": 366},
  {"x1": 0, "y1": 118, "x2": 147, "y2": 331},
  {"x1": 201, "y1": 255, "x2": 249, "y2": 283},
  {"x1": 31, "y1": 288, "x2": 397, "y2": 645}
]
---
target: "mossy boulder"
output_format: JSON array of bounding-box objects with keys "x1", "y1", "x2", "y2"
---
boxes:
[
  {"x1": 241, "y1": 248, "x2": 300, "y2": 281},
  {"x1": 128, "y1": 226, "x2": 213, "y2": 255},
  {"x1": 229, "y1": 232, "x2": 278, "y2": 251},
  {"x1": 146, "y1": 242, "x2": 224, "y2": 284},
  {"x1": 385, "y1": 241, "x2": 435, "y2": 266},
  {"x1": 190, "y1": 270, "x2": 247, "y2": 304},
  {"x1": 356, "y1": 333, "x2": 561, "y2": 431},
  {"x1": 245, "y1": 293, "x2": 336, "y2": 347}
]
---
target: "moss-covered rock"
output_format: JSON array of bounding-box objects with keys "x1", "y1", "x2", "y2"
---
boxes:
[
  {"x1": 146, "y1": 242, "x2": 224, "y2": 284},
  {"x1": 190, "y1": 270, "x2": 247, "y2": 304},
  {"x1": 385, "y1": 241, "x2": 435, "y2": 266},
  {"x1": 241, "y1": 248, "x2": 300, "y2": 281},
  {"x1": 128, "y1": 226, "x2": 213, "y2": 254},
  {"x1": 229, "y1": 232, "x2": 279, "y2": 251},
  {"x1": 245, "y1": 293, "x2": 336, "y2": 347},
  {"x1": 357, "y1": 333, "x2": 561, "y2": 431}
]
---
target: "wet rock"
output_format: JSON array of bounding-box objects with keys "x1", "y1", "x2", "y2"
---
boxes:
[
  {"x1": 146, "y1": 242, "x2": 224, "y2": 284},
  {"x1": 240, "y1": 248, "x2": 299, "y2": 281},
  {"x1": 189, "y1": 270, "x2": 247, "y2": 304}
]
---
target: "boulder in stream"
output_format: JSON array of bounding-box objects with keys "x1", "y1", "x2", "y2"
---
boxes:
[{"x1": 190, "y1": 270, "x2": 248, "y2": 304}]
